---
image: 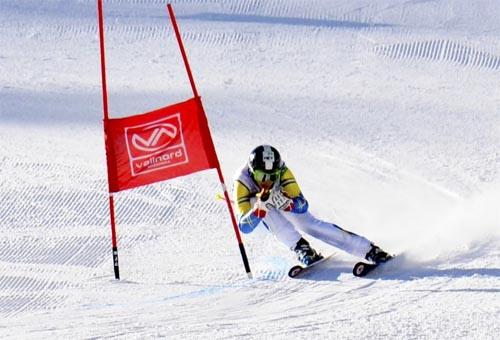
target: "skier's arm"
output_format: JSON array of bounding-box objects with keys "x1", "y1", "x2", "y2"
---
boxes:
[
  {"x1": 280, "y1": 168, "x2": 309, "y2": 213},
  {"x1": 234, "y1": 180, "x2": 262, "y2": 233}
]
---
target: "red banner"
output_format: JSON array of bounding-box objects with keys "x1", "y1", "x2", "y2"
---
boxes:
[{"x1": 104, "y1": 97, "x2": 219, "y2": 192}]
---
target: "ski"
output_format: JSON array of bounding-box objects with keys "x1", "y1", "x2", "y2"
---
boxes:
[
  {"x1": 288, "y1": 253, "x2": 334, "y2": 278},
  {"x1": 352, "y1": 256, "x2": 394, "y2": 277}
]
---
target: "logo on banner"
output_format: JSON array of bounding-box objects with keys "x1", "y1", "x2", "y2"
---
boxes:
[{"x1": 125, "y1": 113, "x2": 188, "y2": 176}]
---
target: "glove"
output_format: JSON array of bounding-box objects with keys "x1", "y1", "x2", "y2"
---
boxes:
[
  {"x1": 269, "y1": 189, "x2": 294, "y2": 211},
  {"x1": 253, "y1": 189, "x2": 272, "y2": 218}
]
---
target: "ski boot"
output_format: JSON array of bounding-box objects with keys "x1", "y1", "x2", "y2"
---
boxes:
[
  {"x1": 365, "y1": 244, "x2": 392, "y2": 264},
  {"x1": 293, "y1": 238, "x2": 322, "y2": 266}
]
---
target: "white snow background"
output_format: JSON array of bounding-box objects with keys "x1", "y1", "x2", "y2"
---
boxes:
[{"x1": 0, "y1": 0, "x2": 499, "y2": 338}]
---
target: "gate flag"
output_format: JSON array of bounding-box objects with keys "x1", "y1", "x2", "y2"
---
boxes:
[
  {"x1": 97, "y1": 0, "x2": 252, "y2": 280},
  {"x1": 105, "y1": 97, "x2": 218, "y2": 192}
]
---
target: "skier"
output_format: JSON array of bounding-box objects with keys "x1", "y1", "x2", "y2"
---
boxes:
[{"x1": 233, "y1": 144, "x2": 392, "y2": 266}]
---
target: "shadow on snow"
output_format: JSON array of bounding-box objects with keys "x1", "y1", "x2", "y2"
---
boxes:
[{"x1": 179, "y1": 13, "x2": 394, "y2": 30}]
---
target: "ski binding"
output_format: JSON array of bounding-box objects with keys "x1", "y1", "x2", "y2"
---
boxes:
[
  {"x1": 288, "y1": 253, "x2": 334, "y2": 278},
  {"x1": 352, "y1": 256, "x2": 394, "y2": 277}
]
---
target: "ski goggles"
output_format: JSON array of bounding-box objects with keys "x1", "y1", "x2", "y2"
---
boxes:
[{"x1": 252, "y1": 169, "x2": 281, "y2": 183}]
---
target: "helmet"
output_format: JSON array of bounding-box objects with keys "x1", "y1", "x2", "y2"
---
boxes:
[{"x1": 248, "y1": 145, "x2": 284, "y2": 183}]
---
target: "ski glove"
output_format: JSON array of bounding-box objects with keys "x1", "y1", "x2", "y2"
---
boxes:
[{"x1": 252, "y1": 189, "x2": 273, "y2": 218}]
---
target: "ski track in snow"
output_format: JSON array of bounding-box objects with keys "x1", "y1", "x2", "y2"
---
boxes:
[{"x1": 1, "y1": 0, "x2": 499, "y2": 338}]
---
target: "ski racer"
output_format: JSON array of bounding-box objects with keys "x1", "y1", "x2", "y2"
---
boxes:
[{"x1": 233, "y1": 144, "x2": 392, "y2": 266}]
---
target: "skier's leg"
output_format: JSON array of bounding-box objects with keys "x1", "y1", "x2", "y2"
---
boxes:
[
  {"x1": 262, "y1": 208, "x2": 302, "y2": 249},
  {"x1": 285, "y1": 211, "x2": 372, "y2": 258},
  {"x1": 263, "y1": 209, "x2": 323, "y2": 265}
]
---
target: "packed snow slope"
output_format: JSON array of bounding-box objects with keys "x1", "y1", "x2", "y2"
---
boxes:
[{"x1": 1, "y1": 0, "x2": 499, "y2": 338}]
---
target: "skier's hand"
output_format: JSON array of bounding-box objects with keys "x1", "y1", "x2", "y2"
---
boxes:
[
  {"x1": 253, "y1": 188, "x2": 272, "y2": 218},
  {"x1": 270, "y1": 189, "x2": 293, "y2": 211}
]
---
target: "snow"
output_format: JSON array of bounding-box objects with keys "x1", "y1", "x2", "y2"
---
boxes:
[{"x1": 1, "y1": 0, "x2": 499, "y2": 338}]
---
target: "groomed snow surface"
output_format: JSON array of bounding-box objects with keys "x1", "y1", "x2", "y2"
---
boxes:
[{"x1": 1, "y1": 0, "x2": 499, "y2": 338}]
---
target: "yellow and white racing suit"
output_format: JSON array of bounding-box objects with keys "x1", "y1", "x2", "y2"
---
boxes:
[{"x1": 233, "y1": 164, "x2": 372, "y2": 258}]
